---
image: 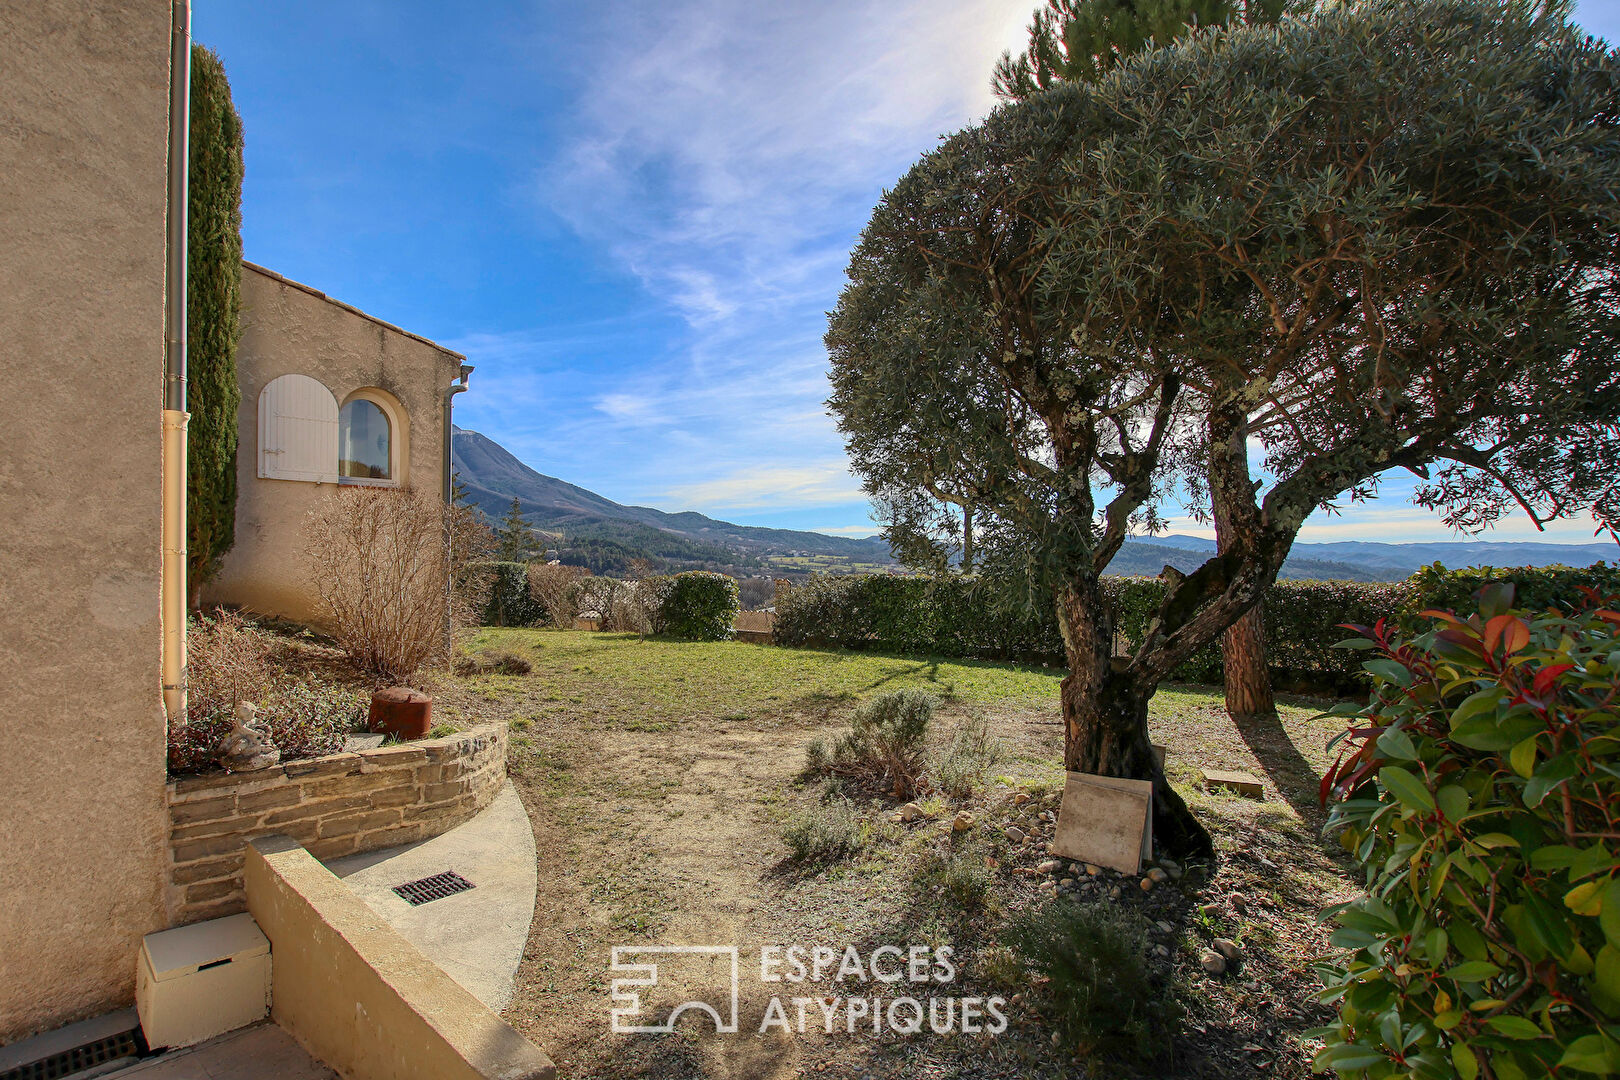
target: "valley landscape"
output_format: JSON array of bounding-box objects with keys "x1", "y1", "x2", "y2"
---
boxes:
[{"x1": 452, "y1": 426, "x2": 1619, "y2": 584}]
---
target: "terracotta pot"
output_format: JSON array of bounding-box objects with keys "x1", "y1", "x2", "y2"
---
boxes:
[{"x1": 368, "y1": 686, "x2": 432, "y2": 740}]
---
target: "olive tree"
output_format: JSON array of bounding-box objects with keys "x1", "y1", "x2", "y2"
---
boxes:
[{"x1": 827, "y1": 0, "x2": 1620, "y2": 857}]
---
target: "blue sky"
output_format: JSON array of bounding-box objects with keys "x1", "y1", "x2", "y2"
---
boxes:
[{"x1": 197, "y1": 0, "x2": 1620, "y2": 546}]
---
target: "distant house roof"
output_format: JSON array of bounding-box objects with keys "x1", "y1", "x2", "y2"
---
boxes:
[{"x1": 242, "y1": 261, "x2": 466, "y2": 361}]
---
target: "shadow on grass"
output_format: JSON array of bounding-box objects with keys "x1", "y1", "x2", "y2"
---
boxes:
[{"x1": 1230, "y1": 706, "x2": 1329, "y2": 826}]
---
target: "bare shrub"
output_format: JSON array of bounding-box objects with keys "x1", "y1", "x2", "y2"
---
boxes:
[
  {"x1": 599, "y1": 582, "x2": 653, "y2": 634},
  {"x1": 737, "y1": 577, "x2": 775, "y2": 611},
  {"x1": 186, "y1": 607, "x2": 277, "y2": 725},
  {"x1": 527, "y1": 562, "x2": 586, "y2": 627},
  {"x1": 303, "y1": 486, "x2": 490, "y2": 682},
  {"x1": 932, "y1": 712, "x2": 1005, "y2": 800},
  {"x1": 572, "y1": 575, "x2": 655, "y2": 633},
  {"x1": 454, "y1": 648, "x2": 533, "y2": 676}
]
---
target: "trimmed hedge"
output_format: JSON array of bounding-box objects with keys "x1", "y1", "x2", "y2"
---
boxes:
[
  {"x1": 1399, "y1": 561, "x2": 1620, "y2": 624},
  {"x1": 471, "y1": 567, "x2": 737, "y2": 639},
  {"x1": 773, "y1": 564, "x2": 1616, "y2": 690},
  {"x1": 662, "y1": 571, "x2": 739, "y2": 641}
]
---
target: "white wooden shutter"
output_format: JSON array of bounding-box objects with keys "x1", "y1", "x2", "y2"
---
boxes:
[{"x1": 258, "y1": 374, "x2": 339, "y2": 482}]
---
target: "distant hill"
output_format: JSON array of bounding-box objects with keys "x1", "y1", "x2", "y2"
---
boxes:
[
  {"x1": 451, "y1": 427, "x2": 894, "y2": 572},
  {"x1": 453, "y1": 426, "x2": 1617, "y2": 581},
  {"x1": 1130, "y1": 534, "x2": 1618, "y2": 580},
  {"x1": 1105, "y1": 542, "x2": 1385, "y2": 582}
]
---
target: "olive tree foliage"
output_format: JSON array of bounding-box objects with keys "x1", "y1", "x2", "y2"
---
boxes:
[
  {"x1": 827, "y1": 0, "x2": 1620, "y2": 858},
  {"x1": 992, "y1": 0, "x2": 1290, "y2": 101}
]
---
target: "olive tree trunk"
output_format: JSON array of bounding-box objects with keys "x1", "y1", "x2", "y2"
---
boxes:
[{"x1": 1056, "y1": 579, "x2": 1214, "y2": 861}]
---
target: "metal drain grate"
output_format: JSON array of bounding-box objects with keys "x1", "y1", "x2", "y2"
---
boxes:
[
  {"x1": 392, "y1": 870, "x2": 475, "y2": 906},
  {"x1": 0, "y1": 1028, "x2": 142, "y2": 1080}
]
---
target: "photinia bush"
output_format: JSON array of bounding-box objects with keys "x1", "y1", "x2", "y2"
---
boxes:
[{"x1": 1314, "y1": 584, "x2": 1620, "y2": 1078}]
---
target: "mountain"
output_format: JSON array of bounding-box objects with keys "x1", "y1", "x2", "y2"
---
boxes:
[
  {"x1": 1105, "y1": 542, "x2": 1384, "y2": 582},
  {"x1": 451, "y1": 427, "x2": 894, "y2": 572},
  {"x1": 453, "y1": 426, "x2": 1618, "y2": 581},
  {"x1": 1130, "y1": 533, "x2": 1618, "y2": 579}
]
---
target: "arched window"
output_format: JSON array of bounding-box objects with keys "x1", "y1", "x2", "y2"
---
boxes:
[
  {"x1": 339, "y1": 399, "x2": 391, "y2": 480},
  {"x1": 338, "y1": 389, "x2": 405, "y2": 485}
]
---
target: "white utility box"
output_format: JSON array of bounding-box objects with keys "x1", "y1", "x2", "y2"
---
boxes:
[{"x1": 137, "y1": 912, "x2": 271, "y2": 1050}]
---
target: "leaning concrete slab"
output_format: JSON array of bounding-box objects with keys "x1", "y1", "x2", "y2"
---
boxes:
[
  {"x1": 244, "y1": 835, "x2": 554, "y2": 1080},
  {"x1": 325, "y1": 781, "x2": 537, "y2": 1011},
  {"x1": 1051, "y1": 771, "x2": 1153, "y2": 875}
]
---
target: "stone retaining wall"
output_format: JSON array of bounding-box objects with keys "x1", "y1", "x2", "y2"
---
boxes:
[{"x1": 165, "y1": 725, "x2": 506, "y2": 926}]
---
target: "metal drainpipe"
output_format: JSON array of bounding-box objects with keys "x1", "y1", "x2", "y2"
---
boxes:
[
  {"x1": 161, "y1": 0, "x2": 192, "y2": 723},
  {"x1": 442, "y1": 363, "x2": 473, "y2": 505},
  {"x1": 442, "y1": 364, "x2": 473, "y2": 655}
]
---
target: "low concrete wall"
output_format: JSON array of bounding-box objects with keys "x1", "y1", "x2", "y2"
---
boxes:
[
  {"x1": 166, "y1": 726, "x2": 506, "y2": 925},
  {"x1": 245, "y1": 835, "x2": 554, "y2": 1080}
]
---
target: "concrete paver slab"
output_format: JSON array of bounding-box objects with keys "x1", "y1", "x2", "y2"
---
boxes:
[
  {"x1": 323, "y1": 779, "x2": 537, "y2": 1011},
  {"x1": 112, "y1": 1022, "x2": 334, "y2": 1079}
]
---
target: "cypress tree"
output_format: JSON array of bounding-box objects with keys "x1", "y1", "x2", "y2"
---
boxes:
[
  {"x1": 186, "y1": 44, "x2": 244, "y2": 587},
  {"x1": 497, "y1": 498, "x2": 532, "y2": 561}
]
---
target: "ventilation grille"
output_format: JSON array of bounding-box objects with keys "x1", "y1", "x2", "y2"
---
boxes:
[
  {"x1": 0, "y1": 1029, "x2": 142, "y2": 1080},
  {"x1": 392, "y1": 870, "x2": 475, "y2": 906}
]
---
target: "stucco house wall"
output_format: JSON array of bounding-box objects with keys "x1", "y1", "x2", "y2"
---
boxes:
[
  {"x1": 202, "y1": 263, "x2": 467, "y2": 625},
  {"x1": 0, "y1": 1, "x2": 174, "y2": 1043}
]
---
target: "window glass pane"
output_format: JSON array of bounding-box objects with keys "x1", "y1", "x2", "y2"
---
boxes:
[{"x1": 339, "y1": 399, "x2": 391, "y2": 479}]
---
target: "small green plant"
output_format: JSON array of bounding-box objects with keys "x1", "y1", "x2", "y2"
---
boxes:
[
  {"x1": 802, "y1": 737, "x2": 833, "y2": 779},
  {"x1": 931, "y1": 712, "x2": 1004, "y2": 800},
  {"x1": 1007, "y1": 902, "x2": 1174, "y2": 1062},
  {"x1": 427, "y1": 723, "x2": 457, "y2": 739},
  {"x1": 911, "y1": 845, "x2": 995, "y2": 914},
  {"x1": 781, "y1": 798, "x2": 865, "y2": 863},
  {"x1": 975, "y1": 943, "x2": 1026, "y2": 992},
  {"x1": 809, "y1": 689, "x2": 937, "y2": 799},
  {"x1": 1315, "y1": 585, "x2": 1620, "y2": 1079}
]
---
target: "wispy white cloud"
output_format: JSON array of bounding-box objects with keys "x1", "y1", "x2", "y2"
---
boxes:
[
  {"x1": 811, "y1": 523, "x2": 884, "y2": 537},
  {"x1": 447, "y1": 0, "x2": 1030, "y2": 526},
  {"x1": 659, "y1": 461, "x2": 867, "y2": 511}
]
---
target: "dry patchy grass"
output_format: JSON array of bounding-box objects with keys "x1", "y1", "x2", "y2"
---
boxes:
[{"x1": 440, "y1": 629, "x2": 1359, "y2": 1079}]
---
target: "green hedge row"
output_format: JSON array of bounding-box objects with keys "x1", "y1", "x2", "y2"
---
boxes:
[
  {"x1": 661, "y1": 571, "x2": 739, "y2": 641},
  {"x1": 470, "y1": 565, "x2": 738, "y2": 641},
  {"x1": 772, "y1": 563, "x2": 1617, "y2": 690}
]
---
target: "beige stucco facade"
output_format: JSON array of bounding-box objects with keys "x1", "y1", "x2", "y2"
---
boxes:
[
  {"x1": 202, "y1": 264, "x2": 466, "y2": 625},
  {"x1": 0, "y1": 1, "x2": 174, "y2": 1043}
]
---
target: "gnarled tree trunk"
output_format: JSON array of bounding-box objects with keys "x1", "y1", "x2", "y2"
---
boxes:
[{"x1": 1057, "y1": 580, "x2": 1214, "y2": 862}]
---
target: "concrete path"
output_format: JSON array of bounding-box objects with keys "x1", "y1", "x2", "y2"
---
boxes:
[
  {"x1": 324, "y1": 779, "x2": 537, "y2": 1011},
  {"x1": 112, "y1": 1023, "x2": 334, "y2": 1079}
]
